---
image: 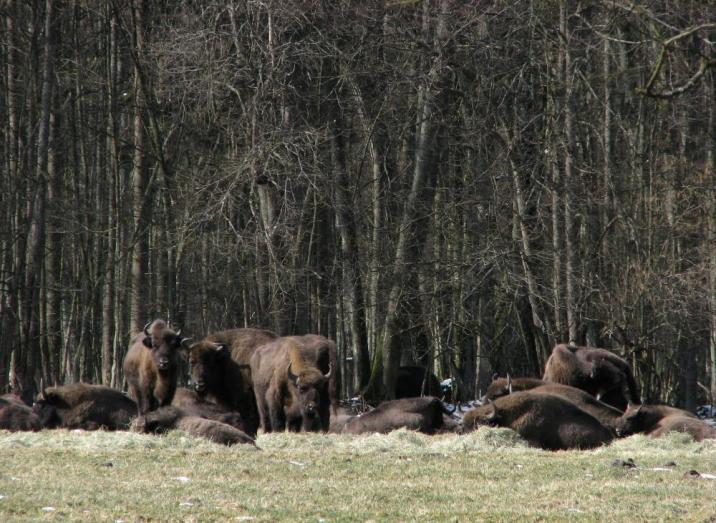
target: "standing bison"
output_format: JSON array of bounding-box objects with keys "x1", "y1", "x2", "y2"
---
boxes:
[
  {"x1": 543, "y1": 344, "x2": 641, "y2": 411},
  {"x1": 184, "y1": 327, "x2": 276, "y2": 436},
  {"x1": 463, "y1": 391, "x2": 614, "y2": 450},
  {"x1": 123, "y1": 320, "x2": 188, "y2": 415},
  {"x1": 250, "y1": 334, "x2": 338, "y2": 433}
]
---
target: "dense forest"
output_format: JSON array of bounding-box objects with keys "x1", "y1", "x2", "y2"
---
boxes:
[{"x1": 1, "y1": 0, "x2": 715, "y2": 408}]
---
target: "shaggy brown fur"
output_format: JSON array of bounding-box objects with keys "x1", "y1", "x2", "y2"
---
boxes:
[
  {"x1": 184, "y1": 328, "x2": 276, "y2": 436},
  {"x1": 123, "y1": 320, "x2": 187, "y2": 414},
  {"x1": 132, "y1": 405, "x2": 255, "y2": 446},
  {"x1": 251, "y1": 334, "x2": 338, "y2": 433},
  {"x1": 33, "y1": 383, "x2": 136, "y2": 430},
  {"x1": 171, "y1": 387, "x2": 250, "y2": 434},
  {"x1": 342, "y1": 397, "x2": 447, "y2": 435},
  {"x1": 483, "y1": 376, "x2": 546, "y2": 401},
  {"x1": 542, "y1": 344, "x2": 641, "y2": 411},
  {"x1": 463, "y1": 391, "x2": 614, "y2": 450},
  {"x1": 0, "y1": 394, "x2": 43, "y2": 431},
  {"x1": 615, "y1": 403, "x2": 711, "y2": 440}
]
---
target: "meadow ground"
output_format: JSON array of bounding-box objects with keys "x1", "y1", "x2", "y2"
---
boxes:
[{"x1": 1, "y1": 428, "x2": 715, "y2": 522}]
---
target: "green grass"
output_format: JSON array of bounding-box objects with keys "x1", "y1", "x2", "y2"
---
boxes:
[{"x1": 1, "y1": 428, "x2": 715, "y2": 521}]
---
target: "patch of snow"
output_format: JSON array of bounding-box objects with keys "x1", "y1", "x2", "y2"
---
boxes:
[
  {"x1": 179, "y1": 502, "x2": 194, "y2": 507},
  {"x1": 172, "y1": 476, "x2": 190, "y2": 482},
  {"x1": 288, "y1": 461, "x2": 305, "y2": 467},
  {"x1": 41, "y1": 507, "x2": 55, "y2": 512}
]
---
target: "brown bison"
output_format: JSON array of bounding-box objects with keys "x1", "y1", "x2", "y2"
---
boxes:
[
  {"x1": 615, "y1": 403, "x2": 714, "y2": 440},
  {"x1": 463, "y1": 391, "x2": 614, "y2": 450},
  {"x1": 251, "y1": 334, "x2": 338, "y2": 433},
  {"x1": 33, "y1": 383, "x2": 137, "y2": 430},
  {"x1": 172, "y1": 387, "x2": 250, "y2": 434},
  {"x1": 183, "y1": 327, "x2": 276, "y2": 436},
  {"x1": 482, "y1": 375, "x2": 546, "y2": 401},
  {"x1": 132, "y1": 405, "x2": 255, "y2": 446},
  {"x1": 123, "y1": 319, "x2": 188, "y2": 414},
  {"x1": 342, "y1": 397, "x2": 450, "y2": 435},
  {"x1": 0, "y1": 394, "x2": 43, "y2": 431},
  {"x1": 542, "y1": 344, "x2": 641, "y2": 411},
  {"x1": 395, "y1": 366, "x2": 442, "y2": 399}
]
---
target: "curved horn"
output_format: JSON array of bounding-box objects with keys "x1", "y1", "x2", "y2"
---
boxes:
[
  {"x1": 143, "y1": 322, "x2": 152, "y2": 337},
  {"x1": 175, "y1": 329, "x2": 181, "y2": 337},
  {"x1": 507, "y1": 373, "x2": 513, "y2": 395},
  {"x1": 180, "y1": 337, "x2": 192, "y2": 347},
  {"x1": 487, "y1": 399, "x2": 499, "y2": 421},
  {"x1": 287, "y1": 362, "x2": 299, "y2": 386},
  {"x1": 491, "y1": 372, "x2": 499, "y2": 382},
  {"x1": 323, "y1": 363, "x2": 332, "y2": 380}
]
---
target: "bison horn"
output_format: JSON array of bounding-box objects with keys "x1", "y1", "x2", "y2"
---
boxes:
[
  {"x1": 507, "y1": 373, "x2": 513, "y2": 395},
  {"x1": 323, "y1": 363, "x2": 332, "y2": 380},
  {"x1": 287, "y1": 362, "x2": 299, "y2": 386},
  {"x1": 180, "y1": 337, "x2": 192, "y2": 347},
  {"x1": 143, "y1": 322, "x2": 152, "y2": 337},
  {"x1": 491, "y1": 373, "x2": 499, "y2": 382},
  {"x1": 175, "y1": 329, "x2": 181, "y2": 337}
]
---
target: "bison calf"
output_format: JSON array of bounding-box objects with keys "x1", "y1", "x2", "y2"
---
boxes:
[
  {"x1": 543, "y1": 344, "x2": 641, "y2": 411},
  {"x1": 124, "y1": 319, "x2": 188, "y2": 414},
  {"x1": 33, "y1": 383, "x2": 136, "y2": 431},
  {"x1": 251, "y1": 334, "x2": 338, "y2": 433},
  {"x1": 463, "y1": 391, "x2": 614, "y2": 450},
  {"x1": 616, "y1": 403, "x2": 714, "y2": 440},
  {"x1": 342, "y1": 397, "x2": 449, "y2": 435},
  {"x1": 0, "y1": 394, "x2": 43, "y2": 432},
  {"x1": 133, "y1": 405, "x2": 255, "y2": 446}
]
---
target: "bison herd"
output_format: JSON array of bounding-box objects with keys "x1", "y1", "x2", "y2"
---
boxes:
[{"x1": 1, "y1": 325, "x2": 715, "y2": 450}]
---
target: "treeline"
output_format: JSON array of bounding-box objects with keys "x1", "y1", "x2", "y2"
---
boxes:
[{"x1": 1, "y1": 0, "x2": 715, "y2": 407}]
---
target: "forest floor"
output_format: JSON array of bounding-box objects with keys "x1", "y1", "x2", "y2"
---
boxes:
[{"x1": 0, "y1": 428, "x2": 715, "y2": 522}]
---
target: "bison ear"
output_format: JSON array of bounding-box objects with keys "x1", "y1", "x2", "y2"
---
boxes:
[
  {"x1": 625, "y1": 402, "x2": 642, "y2": 417},
  {"x1": 142, "y1": 335, "x2": 153, "y2": 349}
]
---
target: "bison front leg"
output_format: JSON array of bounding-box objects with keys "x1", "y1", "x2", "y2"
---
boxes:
[
  {"x1": 267, "y1": 386, "x2": 286, "y2": 432},
  {"x1": 254, "y1": 384, "x2": 272, "y2": 433}
]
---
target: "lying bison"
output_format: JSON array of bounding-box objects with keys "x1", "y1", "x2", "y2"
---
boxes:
[
  {"x1": 0, "y1": 394, "x2": 43, "y2": 431},
  {"x1": 342, "y1": 397, "x2": 451, "y2": 435},
  {"x1": 251, "y1": 334, "x2": 338, "y2": 433},
  {"x1": 132, "y1": 405, "x2": 255, "y2": 446},
  {"x1": 616, "y1": 403, "x2": 715, "y2": 441},
  {"x1": 33, "y1": 383, "x2": 136, "y2": 431},
  {"x1": 124, "y1": 320, "x2": 188, "y2": 414},
  {"x1": 543, "y1": 344, "x2": 641, "y2": 411},
  {"x1": 463, "y1": 391, "x2": 614, "y2": 450},
  {"x1": 484, "y1": 377, "x2": 623, "y2": 434},
  {"x1": 172, "y1": 388, "x2": 250, "y2": 434},
  {"x1": 184, "y1": 327, "x2": 276, "y2": 436},
  {"x1": 482, "y1": 375, "x2": 546, "y2": 401}
]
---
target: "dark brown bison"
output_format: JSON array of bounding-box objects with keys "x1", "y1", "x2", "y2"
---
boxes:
[
  {"x1": 462, "y1": 391, "x2": 614, "y2": 450},
  {"x1": 183, "y1": 328, "x2": 276, "y2": 436},
  {"x1": 482, "y1": 375, "x2": 546, "y2": 401},
  {"x1": 132, "y1": 405, "x2": 255, "y2": 446},
  {"x1": 172, "y1": 387, "x2": 250, "y2": 434},
  {"x1": 543, "y1": 344, "x2": 641, "y2": 411},
  {"x1": 33, "y1": 383, "x2": 137, "y2": 431},
  {"x1": 123, "y1": 319, "x2": 188, "y2": 414},
  {"x1": 342, "y1": 397, "x2": 450, "y2": 435},
  {"x1": 395, "y1": 366, "x2": 441, "y2": 399},
  {"x1": 0, "y1": 394, "x2": 43, "y2": 431},
  {"x1": 615, "y1": 403, "x2": 714, "y2": 440},
  {"x1": 251, "y1": 334, "x2": 338, "y2": 433}
]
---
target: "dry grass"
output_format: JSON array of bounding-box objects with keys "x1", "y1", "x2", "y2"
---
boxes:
[{"x1": 1, "y1": 428, "x2": 715, "y2": 521}]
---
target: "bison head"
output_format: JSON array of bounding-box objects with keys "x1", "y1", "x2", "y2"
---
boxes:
[
  {"x1": 32, "y1": 386, "x2": 67, "y2": 429},
  {"x1": 142, "y1": 320, "x2": 189, "y2": 373},
  {"x1": 482, "y1": 374, "x2": 513, "y2": 402},
  {"x1": 185, "y1": 341, "x2": 230, "y2": 396},
  {"x1": 615, "y1": 402, "x2": 645, "y2": 437},
  {"x1": 287, "y1": 362, "x2": 332, "y2": 429},
  {"x1": 462, "y1": 400, "x2": 501, "y2": 430}
]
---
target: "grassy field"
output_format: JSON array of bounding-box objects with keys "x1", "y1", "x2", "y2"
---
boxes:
[{"x1": 1, "y1": 428, "x2": 715, "y2": 522}]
